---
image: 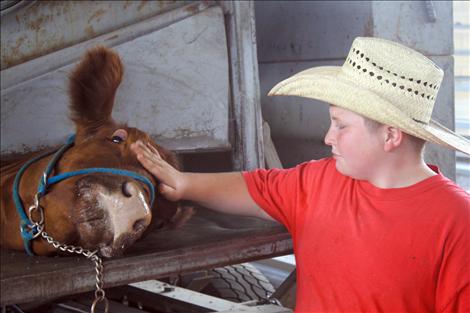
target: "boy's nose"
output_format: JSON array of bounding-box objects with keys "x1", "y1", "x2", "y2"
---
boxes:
[{"x1": 324, "y1": 127, "x2": 334, "y2": 146}]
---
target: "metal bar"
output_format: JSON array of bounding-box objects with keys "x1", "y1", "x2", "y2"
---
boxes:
[
  {"x1": 1, "y1": 1, "x2": 216, "y2": 90},
  {"x1": 268, "y1": 269, "x2": 296, "y2": 304},
  {"x1": 129, "y1": 280, "x2": 292, "y2": 313},
  {"x1": 131, "y1": 280, "x2": 248, "y2": 312},
  {"x1": 1, "y1": 225, "x2": 292, "y2": 305},
  {"x1": 424, "y1": 1, "x2": 437, "y2": 23},
  {"x1": 225, "y1": 1, "x2": 265, "y2": 170}
]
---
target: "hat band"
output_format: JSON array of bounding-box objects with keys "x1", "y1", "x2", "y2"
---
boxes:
[{"x1": 412, "y1": 118, "x2": 428, "y2": 125}]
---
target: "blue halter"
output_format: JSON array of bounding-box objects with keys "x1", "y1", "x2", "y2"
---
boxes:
[{"x1": 12, "y1": 134, "x2": 156, "y2": 255}]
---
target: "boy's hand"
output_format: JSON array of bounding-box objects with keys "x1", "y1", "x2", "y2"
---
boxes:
[
  {"x1": 131, "y1": 140, "x2": 271, "y2": 221},
  {"x1": 131, "y1": 140, "x2": 185, "y2": 201}
]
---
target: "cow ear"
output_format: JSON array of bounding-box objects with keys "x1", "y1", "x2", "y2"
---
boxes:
[{"x1": 69, "y1": 46, "x2": 123, "y2": 137}]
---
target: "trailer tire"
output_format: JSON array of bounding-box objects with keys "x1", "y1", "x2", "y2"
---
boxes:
[{"x1": 200, "y1": 263, "x2": 275, "y2": 302}]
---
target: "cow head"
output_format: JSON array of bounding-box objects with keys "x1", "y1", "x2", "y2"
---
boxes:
[{"x1": 53, "y1": 46, "x2": 183, "y2": 257}]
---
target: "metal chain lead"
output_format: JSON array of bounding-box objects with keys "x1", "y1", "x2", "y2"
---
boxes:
[
  {"x1": 41, "y1": 231, "x2": 109, "y2": 313},
  {"x1": 29, "y1": 175, "x2": 108, "y2": 312}
]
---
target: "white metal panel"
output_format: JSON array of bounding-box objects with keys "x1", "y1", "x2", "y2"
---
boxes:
[
  {"x1": 255, "y1": 1, "x2": 373, "y2": 62},
  {"x1": 0, "y1": 1, "x2": 188, "y2": 70},
  {"x1": 224, "y1": 1, "x2": 264, "y2": 170},
  {"x1": 372, "y1": 1, "x2": 453, "y2": 55},
  {"x1": 1, "y1": 5, "x2": 229, "y2": 154},
  {"x1": 255, "y1": 1, "x2": 455, "y2": 178}
]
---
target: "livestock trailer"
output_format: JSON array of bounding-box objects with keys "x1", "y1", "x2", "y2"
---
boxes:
[
  {"x1": 1, "y1": 1, "x2": 294, "y2": 312},
  {"x1": 1, "y1": 0, "x2": 460, "y2": 312}
]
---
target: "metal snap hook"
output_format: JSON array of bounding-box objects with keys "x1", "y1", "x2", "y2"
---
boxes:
[
  {"x1": 28, "y1": 204, "x2": 44, "y2": 225},
  {"x1": 33, "y1": 192, "x2": 40, "y2": 208},
  {"x1": 91, "y1": 296, "x2": 109, "y2": 313}
]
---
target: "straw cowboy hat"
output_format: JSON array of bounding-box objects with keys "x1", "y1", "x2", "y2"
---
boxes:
[{"x1": 268, "y1": 37, "x2": 470, "y2": 155}]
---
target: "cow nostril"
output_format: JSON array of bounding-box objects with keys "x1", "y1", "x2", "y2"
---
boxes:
[
  {"x1": 122, "y1": 181, "x2": 137, "y2": 198},
  {"x1": 133, "y1": 219, "x2": 147, "y2": 232}
]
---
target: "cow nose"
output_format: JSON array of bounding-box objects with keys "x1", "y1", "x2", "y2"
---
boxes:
[
  {"x1": 133, "y1": 218, "x2": 148, "y2": 233},
  {"x1": 122, "y1": 181, "x2": 139, "y2": 198}
]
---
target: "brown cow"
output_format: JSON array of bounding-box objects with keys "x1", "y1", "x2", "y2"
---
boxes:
[{"x1": 0, "y1": 46, "x2": 190, "y2": 257}]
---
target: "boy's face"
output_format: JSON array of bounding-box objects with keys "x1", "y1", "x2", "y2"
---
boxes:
[{"x1": 324, "y1": 106, "x2": 385, "y2": 180}]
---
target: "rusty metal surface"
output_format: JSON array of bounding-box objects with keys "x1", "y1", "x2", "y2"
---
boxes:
[
  {"x1": 1, "y1": 3, "x2": 230, "y2": 156},
  {"x1": 224, "y1": 1, "x2": 265, "y2": 170},
  {"x1": 0, "y1": 208, "x2": 293, "y2": 306},
  {"x1": 0, "y1": 1, "x2": 189, "y2": 70},
  {"x1": 1, "y1": 1, "x2": 264, "y2": 170}
]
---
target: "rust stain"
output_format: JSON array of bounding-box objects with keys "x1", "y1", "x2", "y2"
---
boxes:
[
  {"x1": 137, "y1": 0, "x2": 148, "y2": 12},
  {"x1": 25, "y1": 1, "x2": 39, "y2": 15},
  {"x1": 184, "y1": 2, "x2": 201, "y2": 15},
  {"x1": 14, "y1": 36, "x2": 27, "y2": 51},
  {"x1": 61, "y1": 2, "x2": 70, "y2": 16},
  {"x1": 1, "y1": 1, "x2": 72, "y2": 70},
  {"x1": 85, "y1": 25, "x2": 96, "y2": 38},
  {"x1": 123, "y1": 1, "x2": 132, "y2": 10},
  {"x1": 27, "y1": 16, "x2": 44, "y2": 31},
  {"x1": 87, "y1": 9, "x2": 106, "y2": 24},
  {"x1": 2, "y1": 53, "x2": 17, "y2": 70},
  {"x1": 2, "y1": 41, "x2": 66, "y2": 70},
  {"x1": 2, "y1": 52, "x2": 24, "y2": 70}
]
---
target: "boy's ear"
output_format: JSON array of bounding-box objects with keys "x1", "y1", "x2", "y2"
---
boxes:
[{"x1": 383, "y1": 126, "x2": 404, "y2": 152}]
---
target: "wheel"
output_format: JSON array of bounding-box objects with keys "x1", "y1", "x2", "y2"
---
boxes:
[{"x1": 181, "y1": 263, "x2": 275, "y2": 303}]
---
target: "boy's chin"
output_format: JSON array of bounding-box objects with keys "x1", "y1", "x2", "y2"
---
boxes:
[{"x1": 334, "y1": 160, "x2": 356, "y2": 179}]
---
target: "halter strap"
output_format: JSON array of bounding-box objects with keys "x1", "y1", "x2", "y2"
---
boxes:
[{"x1": 13, "y1": 134, "x2": 156, "y2": 255}]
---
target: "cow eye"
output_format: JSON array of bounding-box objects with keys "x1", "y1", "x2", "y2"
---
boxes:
[
  {"x1": 112, "y1": 135, "x2": 124, "y2": 143},
  {"x1": 110, "y1": 129, "x2": 128, "y2": 144}
]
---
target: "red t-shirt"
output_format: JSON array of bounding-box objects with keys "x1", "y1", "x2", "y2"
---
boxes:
[{"x1": 243, "y1": 157, "x2": 470, "y2": 313}]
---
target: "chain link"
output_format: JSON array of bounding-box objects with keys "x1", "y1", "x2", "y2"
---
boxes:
[
  {"x1": 27, "y1": 193, "x2": 45, "y2": 228},
  {"x1": 41, "y1": 231, "x2": 108, "y2": 313},
  {"x1": 30, "y1": 179, "x2": 108, "y2": 313}
]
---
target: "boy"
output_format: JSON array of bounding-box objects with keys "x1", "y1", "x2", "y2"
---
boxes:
[{"x1": 131, "y1": 37, "x2": 470, "y2": 312}]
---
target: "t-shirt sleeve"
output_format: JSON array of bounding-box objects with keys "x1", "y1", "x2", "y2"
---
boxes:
[
  {"x1": 436, "y1": 192, "x2": 470, "y2": 313},
  {"x1": 242, "y1": 159, "x2": 331, "y2": 232},
  {"x1": 440, "y1": 286, "x2": 470, "y2": 313}
]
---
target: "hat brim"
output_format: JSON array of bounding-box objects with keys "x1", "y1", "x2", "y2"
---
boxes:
[{"x1": 268, "y1": 66, "x2": 470, "y2": 155}]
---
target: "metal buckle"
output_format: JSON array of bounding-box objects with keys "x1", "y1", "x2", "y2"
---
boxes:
[{"x1": 28, "y1": 203, "x2": 44, "y2": 226}]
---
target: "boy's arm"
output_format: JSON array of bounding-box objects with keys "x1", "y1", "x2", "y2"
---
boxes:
[{"x1": 131, "y1": 141, "x2": 274, "y2": 221}]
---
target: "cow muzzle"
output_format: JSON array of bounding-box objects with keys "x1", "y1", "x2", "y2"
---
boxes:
[{"x1": 75, "y1": 176, "x2": 152, "y2": 257}]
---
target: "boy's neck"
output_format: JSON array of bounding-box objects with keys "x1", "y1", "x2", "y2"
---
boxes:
[{"x1": 368, "y1": 157, "x2": 437, "y2": 189}]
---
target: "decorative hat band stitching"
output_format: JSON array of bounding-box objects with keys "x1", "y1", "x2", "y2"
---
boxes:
[
  {"x1": 346, "y1": 53, "x2": 437, "y2": 102},
  {"x1": 351, "y1": 47, "x2": 438, "y2": 90}
]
